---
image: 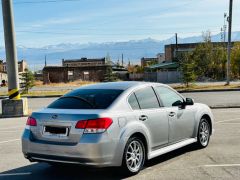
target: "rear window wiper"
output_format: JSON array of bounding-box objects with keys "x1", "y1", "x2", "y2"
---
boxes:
[{"x1": 60, "y1": 96, "x2": 95, "y2": 108}]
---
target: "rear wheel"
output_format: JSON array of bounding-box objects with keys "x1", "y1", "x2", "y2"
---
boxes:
[
  {"x1": 197, "y1": 118, "x2": 210, "y2": 148},
  {"x1": 121, "y1": 137, "x2": 145, "y2": 175}
]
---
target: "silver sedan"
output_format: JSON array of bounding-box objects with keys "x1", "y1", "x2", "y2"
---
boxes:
[{"x1": 22, "y1": 81, "x2": 214, "y2": 175}]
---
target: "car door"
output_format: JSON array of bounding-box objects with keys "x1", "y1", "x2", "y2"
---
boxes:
[
  {"x1": 154, "y1": 86, "x2": 195, "y2": 143},
  {"x1": 128, "y1": 86, "x2": 169, "y2": 149}
]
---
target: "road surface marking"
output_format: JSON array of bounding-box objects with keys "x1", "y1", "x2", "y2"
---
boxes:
[
  {"x1": 0, "y1": 139, "x2": 20, "y2": 144},
  {"x1": 216, "y1": 110, "x2": 240, "y2": 113},
  {"x1": 0, "y1": 172, "x2": 31, "y2": 177},
  {"x1": 219, "y1": 122, "x2": 240, "y2": 125},
  {"x1": 216, "y1": 118, "x2": 240, "y2": 124},
  {"x1": 203, "y1": 164, "x2": 240, "y2": 167}
]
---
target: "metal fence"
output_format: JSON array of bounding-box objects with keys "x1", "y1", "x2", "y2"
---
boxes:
[{"x1": 130, "y1": 71, "x2": 181, "y2": 83}]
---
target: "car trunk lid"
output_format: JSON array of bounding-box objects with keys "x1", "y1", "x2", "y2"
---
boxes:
[{"x1": 29, "y1": 108, "x2": 104, "y2": 144}]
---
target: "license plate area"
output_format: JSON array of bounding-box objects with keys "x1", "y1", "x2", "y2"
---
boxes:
[{"x1": 43, "y1": 126, "x2": 69, "y2": 137}]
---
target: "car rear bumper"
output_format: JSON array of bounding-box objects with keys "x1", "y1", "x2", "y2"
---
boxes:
[{"x1": 22, "y1": 129, "x2": 122, "y2": 167}]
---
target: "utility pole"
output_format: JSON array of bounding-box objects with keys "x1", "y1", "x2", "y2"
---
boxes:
[
  {"x1": 45, "y1": 55, "x2": 47, "y2": 67},
  {"x1": 1, "y1": 0, "x2": 28, "y2": 117},
  {"x1": 2, "y1": 0, "x2": 20, "y2": 100},
  {"x1": 175, "y1": 33, "x2": 178, "y2": 61},
  {"x1": 226, "y1": 0, "x2": 233, "y2": 85},
  {"x1": 223, "y1": 13, "x2": 227, "y2": 43},
  {"x1": 121, "y1": 53, "x2": 124, "y2": 67}
]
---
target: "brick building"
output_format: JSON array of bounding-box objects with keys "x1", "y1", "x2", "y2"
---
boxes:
[
  {"x1": 0, "y1": 60, "x2": 28, "y2": 73},
  {"x1": 164, "y1": 42, "x2": 236, "y2": 61},
  {"x1": 141, "y1": 53, "x2": 165, "y2": 67},
  {"x1": 0, "y1": 60, "x2": 27, "y2": 84},
  {"x1": 43, "y1": 58, "x2": 109, "y2": 84}
]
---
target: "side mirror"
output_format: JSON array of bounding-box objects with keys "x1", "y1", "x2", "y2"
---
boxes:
[
  {"x1": 185, "y1": 98, "x2": 194, "y2": 106},
  {"x1": 172, "y1": 100, "x2": 184, "y2": 107}
]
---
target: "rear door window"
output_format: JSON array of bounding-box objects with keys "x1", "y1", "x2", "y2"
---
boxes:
[
  {"x1": 128, "y1": 93, "x2": 140, "y2": 110},
  {"x1": 48, "y1": 89, "x2": 123, "y2": 109},
  {"x1": 135, "y1": 87, "x2": 160, "y2": 109}
]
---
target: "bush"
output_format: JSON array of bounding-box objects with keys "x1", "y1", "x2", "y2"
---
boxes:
[{"x1": 20, "y1": 68, "x2": 35, "y2": 94}]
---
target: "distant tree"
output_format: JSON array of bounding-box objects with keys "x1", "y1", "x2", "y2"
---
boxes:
[
  {"x1": 179, "y1": 53, "x2": 196, "y2": 87},
  {"x1": 189, "y1": 31, "x2": 226, "y2": 80},
  {"x1": 231, "y1": 42, "x2": 240, "y2": 78},
  {"x1": 202, "y1": 30, "x2": 212, "y2": 43},
  {"x1": 127, "y1": 64, "x2": 144, "y2": 73},
  {"x1": 20, "y1": 68, "x2": 35, "y2": 94},
  {"x1": 135, "y1": 65, "x2": 144, "y2": 73},
  {"x1": 128, "y1": 60, "x2": 131, "y2": 67},
  {"x1": 146, "y1": 60, "x2": 158, "y2": 67},
  {"x1": 103, "y1": 54, "x2": 117, "y2": 82}
]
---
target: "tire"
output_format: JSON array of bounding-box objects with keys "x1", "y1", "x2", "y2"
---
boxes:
[
  {"x1": 121, "y1": 137, "x2": 145, "y2": 176},
  {"x1": 197, "y1": 118, "x2": 211, "y2": 148}
]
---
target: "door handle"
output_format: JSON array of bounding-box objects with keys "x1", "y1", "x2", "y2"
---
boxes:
[
  {"x1": 139, "y1": 115, "x2": 148, "y2": 121},
  {"x1": 169, "y1": 112, "x2": 176, "y2": 117}
]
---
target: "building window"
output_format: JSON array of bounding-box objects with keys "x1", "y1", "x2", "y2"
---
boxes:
[{"x1": 68, "y1": 71, "x2": 73, "y2": 76}]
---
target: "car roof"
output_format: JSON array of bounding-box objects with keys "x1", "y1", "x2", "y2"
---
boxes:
[{"x1": 78, "y1": 81, "x2": 163, "y2": 90}]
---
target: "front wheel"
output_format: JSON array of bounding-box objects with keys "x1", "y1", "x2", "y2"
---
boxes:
[
  {"x1": 121, "y1": 137, "x2": 145, "y2": 175},
  {"x1": 197, "y1": 118, "x2": 210, "y2": 148}
]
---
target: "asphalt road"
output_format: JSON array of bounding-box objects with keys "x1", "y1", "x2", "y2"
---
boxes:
[
  {"x1": 182, "y1": 91, "x2": 240, "y2": 107},
  {"x1": 0, "y1": 108, "x2": 240, "y2": 179},
  {"x1": 1, "y1": 91, "x2": 240, "y2": 112}
]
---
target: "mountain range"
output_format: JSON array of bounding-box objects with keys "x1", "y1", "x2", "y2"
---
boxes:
[{"x1": 0, "y1": 31, "x2": 240, "y2": 70}]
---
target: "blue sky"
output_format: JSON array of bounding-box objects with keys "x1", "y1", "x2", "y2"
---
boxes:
[{"x1": 0, "y1": 0, "x2": 240, "y2": 47}]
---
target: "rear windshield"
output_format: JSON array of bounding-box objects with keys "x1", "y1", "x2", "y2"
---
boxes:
[{"x1": 48, "y1": 89, "x2": 123, "y2": 109}]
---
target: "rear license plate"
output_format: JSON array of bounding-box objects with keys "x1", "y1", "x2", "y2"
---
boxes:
[{"x1": 43, "y1": 126, "x2": 69, "y2": 137}]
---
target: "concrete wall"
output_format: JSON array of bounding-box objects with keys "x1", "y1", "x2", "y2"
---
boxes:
[
  {"x1": 144, "y1": 71, "x2": 181, "y2": 83},
  {"x1": 144, "y1": 72, "x2": 157, "y2": 82},
  {"x1": 157, "y1": 71, "x2": 181, "y2": 83},
  {"x1": 129, "y1": 73, "x2": 144, "y2": 81}
]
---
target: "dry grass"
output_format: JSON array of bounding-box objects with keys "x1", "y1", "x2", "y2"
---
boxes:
[
  {"x1": 34, "y1": 80, "x2": 97, "y2": 87},
  {"x1": 24, "y1": 91, "x2": 69, "y2": 96},
  {"x1": 172, "y1": 83, "x2": 240, "y2": 91},
  {"x1": 0, "y1": 91, "x2": 68, "y2": 97}
]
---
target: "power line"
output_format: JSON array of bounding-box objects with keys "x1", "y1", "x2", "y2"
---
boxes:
[
  {"x1": 12, "y1": 29, "x2": 222, "y2": 36},
  {"x1": 13, "y1": 24, "x2": 222, "y2": 31},
  {"x1": 13, "y1": 0, "x2": 82, "y2": 5}
]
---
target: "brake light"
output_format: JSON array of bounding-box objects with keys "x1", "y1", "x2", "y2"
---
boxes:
[
  {"x1": 75, "y1": 118, "x2": 112, "y2": 133},
  {"x1": 26, "y1": 117, "x2": 37, "y2": 126},
  {"x1": 75, "y1": 120, "x2": 87, "y2": 129}
]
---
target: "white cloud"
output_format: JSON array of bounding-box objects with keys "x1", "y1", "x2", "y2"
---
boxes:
[{"x1": 30, "y1": 17, "x2": 84, "y2": 28}]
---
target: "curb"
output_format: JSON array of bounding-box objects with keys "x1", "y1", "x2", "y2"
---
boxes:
[
  {"x1": 0, "y1": 95, "x2": 62, "y2": 99},
  {"x1": 178, "y1": 88, "x2": 240, "y2": 93},
  {"x1": 0, "y1": 115, "x2": 29, "y2": 119},
  {"x1": 210, "y1": 105, "x2": 240, "y2": 109}
]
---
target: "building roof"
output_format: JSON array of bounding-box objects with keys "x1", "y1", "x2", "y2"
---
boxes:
[
  {"x1": 63, "y1": 58, "x2": 105, "y2": 63},
  {"x1": 146, "y1": 62, "x2": 179, "y2": 70},
  {"x1": 141, "y1": 57, "x2": 158, "y2": 61},
  {"x1": 165, "y1": 41, "x2": 239, "y2": 48}
]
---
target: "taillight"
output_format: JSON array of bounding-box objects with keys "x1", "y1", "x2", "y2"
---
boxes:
[
  {"x1": 75, "y1": 118, "x2": 112, "y2": 133},
  {"x1": 26, "y1": 117, "x2": 37, "y2": 126}
]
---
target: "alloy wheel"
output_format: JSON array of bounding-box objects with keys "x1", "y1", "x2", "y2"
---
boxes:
[
  {"x1": 125, "y1": 140, "x2": 144, "y2": 172},
  {"x1": 199, "y1": 120, "x2": 210, "y2": 146}
]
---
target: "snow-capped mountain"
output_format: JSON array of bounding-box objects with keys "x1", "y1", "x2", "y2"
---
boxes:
[{"x1": 0, "y1": 31, "x2": 240, "y2": 70}]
